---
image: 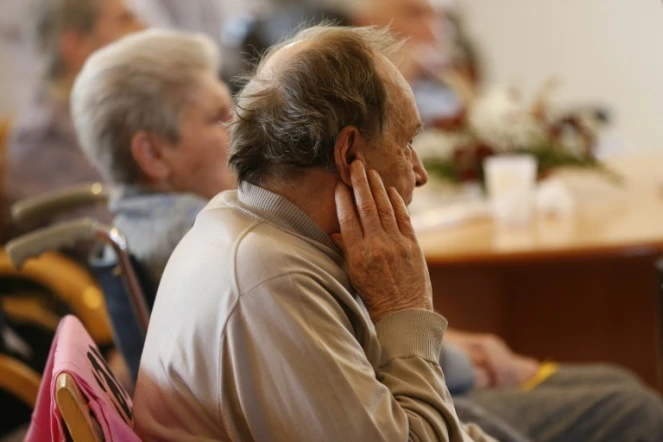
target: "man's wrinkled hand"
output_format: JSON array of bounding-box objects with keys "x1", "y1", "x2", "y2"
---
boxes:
[
  {"x1": 446, "y1": 329, "x2": 540, "y2": 389},
  {"x1": 333, "y1": 161, "x2": 433, "y2": 324}
]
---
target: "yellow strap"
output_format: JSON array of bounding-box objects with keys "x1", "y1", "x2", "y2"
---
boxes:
[{"x1": 521, "y1": 362, "x2": 559, "y2": 391}]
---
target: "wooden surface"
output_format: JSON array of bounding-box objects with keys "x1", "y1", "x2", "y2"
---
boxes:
[
  {"x1": 420, "y1": 151, "x2": 663, "y2": 389},
  {"x1": 420, "y1": 152, "x2": 663, "y2": 265},
  {"x1": 56, "y1": 373, "x2": 103, "y2": 442}
]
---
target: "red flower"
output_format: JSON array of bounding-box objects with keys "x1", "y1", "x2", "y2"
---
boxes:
[{"x1": 451, "y1": 142, "x2": 496, "y2": 183}]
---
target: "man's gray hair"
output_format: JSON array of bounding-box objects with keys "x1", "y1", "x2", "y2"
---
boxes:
[
  {"x1": 37, "y1": 0, "x2": 102, "y2": 81},
  {"x1": 229, "y1": 25, "x2": 403, "y2": 185},
  {"x1": 71, "y1": 29, "x2": 220, "y2": 185}
]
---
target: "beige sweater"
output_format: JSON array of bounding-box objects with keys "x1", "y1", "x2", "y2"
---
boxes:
[{"x1": 133, "y1": 183, "x2": 494, "y2": 442}]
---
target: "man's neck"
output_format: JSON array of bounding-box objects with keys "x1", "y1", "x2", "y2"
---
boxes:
[{"x1": 260, "y1": 170, "x2": 340, "y2": 236}]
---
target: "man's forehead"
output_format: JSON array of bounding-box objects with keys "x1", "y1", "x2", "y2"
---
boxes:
[{"x1": 375, "y1": 54, "x2": 417, "y2": 106}]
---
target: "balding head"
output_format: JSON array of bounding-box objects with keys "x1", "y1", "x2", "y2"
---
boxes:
[{"x1": 230, "y1": 25, "x2": 409, "y2": 186}]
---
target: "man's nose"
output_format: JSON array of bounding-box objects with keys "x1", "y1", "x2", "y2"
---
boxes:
[{"x1": 412, "y1": 148, "x2": 429, "y2": 187}]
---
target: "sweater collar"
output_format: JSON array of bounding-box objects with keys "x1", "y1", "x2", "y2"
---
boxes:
[{"x1": 236, "y1": 182, "x2": 342, "y2": 260}]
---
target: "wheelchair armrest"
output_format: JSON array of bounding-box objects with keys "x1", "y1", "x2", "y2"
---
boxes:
[
  {"x1": 11, "y1": 183, "x2": 109, "y2": 227},
  {"x1": 6, "y1": 219, "x2": 103, "y2": 269},
  {"x1": 6, "y1": 219, "x2": 150, "y2": 335}
]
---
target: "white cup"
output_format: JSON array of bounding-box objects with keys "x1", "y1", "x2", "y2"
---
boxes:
[{"x1": 483, "y1": 154, "x2": 537, "y2": 227}]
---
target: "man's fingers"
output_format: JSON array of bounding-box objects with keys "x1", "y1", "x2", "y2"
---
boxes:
[
  {"x1": 367, "y1": 169, "x2": 399, "y2": 233},
  {"x1": 350, "y1": 161, "x2": 382, "y2": 234},
  {"x1": 387, "y1": 187, "x2": 416, "y2": 239},
  {"x1": 335, "y1": 181, "x2": 363, "y2": 245}
]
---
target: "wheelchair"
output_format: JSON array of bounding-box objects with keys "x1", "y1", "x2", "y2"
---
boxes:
[
  {"x1": 0, "y1": 184, "x2": 154, "y2": 437},
  {"x1": 7, "y1": 183, "x2": 154, "y2": 379}
]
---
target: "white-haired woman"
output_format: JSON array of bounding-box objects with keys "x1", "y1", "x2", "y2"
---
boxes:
[{"x1": 71, "y1": 29, "x2": 235, "y2": 286}]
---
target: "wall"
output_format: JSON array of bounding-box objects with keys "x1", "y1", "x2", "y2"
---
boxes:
[
  {"x1": 461, "y1": 0, "x2": 663, "y2": 152},
  {"x1": 0, "y1": 0, "x2": 41, "y2": 118}
]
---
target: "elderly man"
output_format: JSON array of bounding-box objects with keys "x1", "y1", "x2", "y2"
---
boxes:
[
  {"x1": 227, "y1": 5, "x2": 663, "y2": 441},
  {"x1": 4, "y1": 0, "x2": 143, "y2": 227},
  {"x1": 134, "y1": 25, "x2": 493, "y2": 442},
  {"x1": 71, "y1": 28, "x2": 235, "y2": 287}
]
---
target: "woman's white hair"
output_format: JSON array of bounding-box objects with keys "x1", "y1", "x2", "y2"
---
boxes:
[{"x1": 71, "y1": 29, "x2": 220, "y2": 184}]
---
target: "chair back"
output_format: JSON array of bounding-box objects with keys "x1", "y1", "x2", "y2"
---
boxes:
[{"x1": 26, "y1": 315, "x2": 140, "y2": 442}]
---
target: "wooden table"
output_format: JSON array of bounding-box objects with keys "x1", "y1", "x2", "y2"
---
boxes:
[{"x1": 418, "y1": 151, "x2": 663, "y2": 389}]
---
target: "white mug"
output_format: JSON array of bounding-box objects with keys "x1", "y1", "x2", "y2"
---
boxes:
[{"x1": 483, "y1": 154, "x2": 537, "y2": 227}]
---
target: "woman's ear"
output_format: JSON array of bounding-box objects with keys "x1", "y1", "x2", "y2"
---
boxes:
[
  {"x1": 130, "y1": 131, "x2": 171, "y2": 182},
  {"x1": 334, "y1": 126, "x2": 366, "y2": 186}
]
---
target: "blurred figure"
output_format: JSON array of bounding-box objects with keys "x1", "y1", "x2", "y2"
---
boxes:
[
  {"x1": 125, "y1": 0, "x2": 295, "y2": 86},
  {"x1": 126, "y1": 0, "x2": 230, "y2": 48},
  {"x1": 350, "y1": 0, "x2": 468, "y2": 124},
  {"x1": 227, "y1": 0, "x2": 465, "y2": 120},
  {"x1": 71, "y1": 29, "x2": 235, "y2": 286},
  {"x1": 351, "y1": 0, "x2": 442, "y2": 81},
  {"x1": 4, "y1": 0, "x2": 144, "y2": 228}
]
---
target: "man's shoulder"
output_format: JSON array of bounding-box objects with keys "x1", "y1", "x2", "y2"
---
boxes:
[
  {"x1": 233, "y1": 224, "x2": 345, "y2": 296},
  {"x1": 182, "y1": 192, "x2": 345, "y2": 295}
]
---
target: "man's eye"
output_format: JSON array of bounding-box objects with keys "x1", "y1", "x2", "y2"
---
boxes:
[
  {"x1": 214, "y1": 112, "x2": 232, "y2": 125},
  {"x1": 222, "y1": 112, "x2": 233, "y2": 123}
]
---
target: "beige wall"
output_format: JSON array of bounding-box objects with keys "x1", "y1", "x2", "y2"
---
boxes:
[
  {"x1": 461, "y1": 0, "x2": 663, "y2": 152},
  {"x1": 0, "y1": 0, "x2": 41, "y2": 118}
]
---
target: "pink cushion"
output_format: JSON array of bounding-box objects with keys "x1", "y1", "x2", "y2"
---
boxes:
[{"x1": 25, "y1": 315, "x2": 140, "y2": 441}]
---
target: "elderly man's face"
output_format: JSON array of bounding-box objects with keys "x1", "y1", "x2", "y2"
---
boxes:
[
  {"x1": 359, "y1": 0, "x2": 439, "y2": 45},
  {"x1": 161, "y1": 73, "x2": 235, "y2": 199},
  {"x1": 92, "y1": 0, "x2": 144, "y2": 47},
  {"x1": 357, "y1": 0, "x2": 441, "y2": 80},
  {"x1": 360, "y1": 59, "x2": 428, "y2": 205},
  {"x1": 64, "y1": 0, "x2": 144, "y2": 76}
]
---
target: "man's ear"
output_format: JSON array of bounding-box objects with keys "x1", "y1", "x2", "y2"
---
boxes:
[
  {"x1": 130, "y1": 131, "x2": 171, "y2": 182},
  {"x1": 333, "y1": 126, "x2": 366, "y2": 186}
]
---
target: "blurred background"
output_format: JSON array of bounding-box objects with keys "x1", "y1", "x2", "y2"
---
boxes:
[
  {"x1": 1, "y1": 0, "x2": 663, "y2": 439},
  {"x1": 2, "y1": 0, "x2": 663, "y2": 150}
]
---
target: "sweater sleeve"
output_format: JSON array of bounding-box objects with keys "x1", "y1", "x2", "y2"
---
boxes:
[{"x1": 219, "y1": 271, "x2": 495, "y2": 442}]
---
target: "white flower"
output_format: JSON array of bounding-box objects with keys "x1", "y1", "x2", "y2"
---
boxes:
[{"x1": 468, "y1": 87, "x2": 546, "y2": 150}]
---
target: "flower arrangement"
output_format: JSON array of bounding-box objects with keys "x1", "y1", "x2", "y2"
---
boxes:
[{"x1": 419, "y1": 79, "x2": 618, "y2": 186}]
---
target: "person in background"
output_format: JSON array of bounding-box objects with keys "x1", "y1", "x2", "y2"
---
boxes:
[
  {"x1": 4, "y1": 0, "x2": 143, "y2": 230},
  {"x1": 125, "y1": 0, "x2": 231, "y2": 48},
  {"x1": 226, "y1": 0, "x2": 466, "y2": 124},
  {"x1": 71, "y1": 29, "x2": 235, "y2": 288}
]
